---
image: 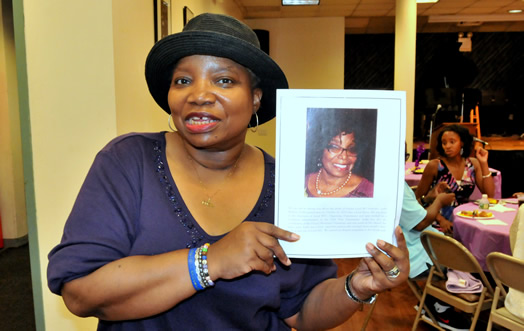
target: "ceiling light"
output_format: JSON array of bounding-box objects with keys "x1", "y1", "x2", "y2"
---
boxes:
[
  {"x1": 282, "y1": 0, "x2": 320, "y2": 5},
  {"x1": 416, "y1": 0, "x2": 439, "y2": 3},
  {"x1": 508, "y1": 9, "x2": 522, "y2": 14}
]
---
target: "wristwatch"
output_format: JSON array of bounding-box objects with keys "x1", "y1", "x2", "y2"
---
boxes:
[{"x1": 344, "y1": 272, "x2": 377, "y2": 304}]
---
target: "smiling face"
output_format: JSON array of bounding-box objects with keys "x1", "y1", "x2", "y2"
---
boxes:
[
  {"x1": 441, "y1": 130, "x2": 463, "y2": 158},
  {"x1": 321, "y1": 132, "x2": 358, "y2": 178},
  {"x1": 167, "y1": 55, "x2": 262, "y2": 149}
]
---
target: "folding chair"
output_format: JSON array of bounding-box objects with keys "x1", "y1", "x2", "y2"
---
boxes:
[
  {"x1": 407, "y1": 276, "x2": 440, "y2": 325},
  {"x1": 360, "y1": 295, "x2": 378, "y2": 331},
  {"x1": 412, "y1": 231, "x2": 494, "y2": 331},
  {"x1": 486, "y1": 252, "x2": 524, "y2": 331}
]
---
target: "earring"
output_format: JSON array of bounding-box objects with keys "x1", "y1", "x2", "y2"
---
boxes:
[
  {"x1": 168, "y1": 114, "x2": 176, "y2": 132},
  {"x1": 460, "y1": 147, "x2": 464, "y2": 156},
  {"x1": 249, "y1": 112, "x2": 259, "y2": 133}
]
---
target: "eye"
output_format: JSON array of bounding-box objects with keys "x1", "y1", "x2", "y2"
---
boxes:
[
  {"x1": 173, "y1": 77, "x2": 191, "y2": 85},
  {"x1": 327, "y1": 144, "x2": 342, "y2": 154},
  {"x1": 217, "y1": 77, "x2": 235, "y2": 85}
]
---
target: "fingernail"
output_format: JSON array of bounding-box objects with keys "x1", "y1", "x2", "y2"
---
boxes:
[
  {"x1": 377, "y1": 239, "x2": 386, "y2": 247},
  {"x1": 366, "y1": 242, "x2": 374, "y2": 251},
  {"x1": 286, "y1": 258, "x2": 292, "y2": 266},
  {"x1": 290, "y1": 233, "x2": 300, "y2": 240}
]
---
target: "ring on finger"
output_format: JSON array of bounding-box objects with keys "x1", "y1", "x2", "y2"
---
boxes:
[{"x1": 385, "y1": 265, "x2": 400, "y2": 279}]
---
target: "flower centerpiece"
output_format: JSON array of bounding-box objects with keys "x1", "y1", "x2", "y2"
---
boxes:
[{"x1": 414, "y1": 143, "x2": 426, "y2": 169}]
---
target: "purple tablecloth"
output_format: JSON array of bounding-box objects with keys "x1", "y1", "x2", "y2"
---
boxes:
[
  {"x1": 404, "y1": 162, "x2": 502, "y2": 200},
  {"x1": 452, "y1": 201, "x2": 518, "y2": 270}
]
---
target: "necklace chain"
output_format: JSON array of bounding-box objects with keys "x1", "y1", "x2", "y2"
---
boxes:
[
  {"x1": 183, "y1": 144, "x2": 242, "y2": 207},
  {"x1": 315, "y1": 168, "x2": 352, "y2": 196}
]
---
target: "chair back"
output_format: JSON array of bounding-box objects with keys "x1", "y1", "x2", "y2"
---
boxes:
[
  {"x1": 420, "y1": 231, "x2": 494, "y2": 294},
  {"x1": 487, "y1": 252, "x2": 524, "y2": 293}
]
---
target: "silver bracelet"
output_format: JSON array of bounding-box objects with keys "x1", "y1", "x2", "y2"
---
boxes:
[
  {"x1": 344, "y1": 271, "x2": 377, "y2": 304},
  {"x1": 482, "y1": 171, "x2": 492, "y2": 179}
]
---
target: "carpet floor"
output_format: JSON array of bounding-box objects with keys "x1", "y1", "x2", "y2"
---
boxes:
[{"x1": 0, "y1": 244, "x2": 36, "y2": 331}]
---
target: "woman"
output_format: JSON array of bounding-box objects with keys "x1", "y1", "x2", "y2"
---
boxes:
[
  {"x1": 415, "y1": 124, "x2": 494, "y2": 233},
  {"x1": 305, "y1": 108, "x2": 376, "y2": 198},
  {"x1": 47, "y1": 13, "x2": 408, "y2": 330}
]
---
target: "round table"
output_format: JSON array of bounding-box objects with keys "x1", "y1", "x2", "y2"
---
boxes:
[{"x1": 452, "y1": 200, "x2": 518, "y2": 271}]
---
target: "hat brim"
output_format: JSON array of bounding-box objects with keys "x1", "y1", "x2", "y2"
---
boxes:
[{"x1": 145, "y1": 31, "x2": 288, "y2": 126}]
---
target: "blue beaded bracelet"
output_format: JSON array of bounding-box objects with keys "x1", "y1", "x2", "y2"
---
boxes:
[{"x1": 188, "y1": 248, "x2": 204, "y2": 291}]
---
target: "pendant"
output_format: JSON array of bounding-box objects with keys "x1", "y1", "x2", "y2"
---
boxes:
[
  {"x1": 202, "y1": 197, "x2": 214, "y2": 207},
  {"x1": 317, "y1": 190, "x2": 322, "y2": 194}
]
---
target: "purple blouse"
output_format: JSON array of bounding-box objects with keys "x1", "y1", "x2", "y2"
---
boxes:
[
  {"x1": 47, "y1": 132, "x2": 337, "y2": 331},
  {"x1": 433, "y1": 158, "x2": 476, "y2": 205}
]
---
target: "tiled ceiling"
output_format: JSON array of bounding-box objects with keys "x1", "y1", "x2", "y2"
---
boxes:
[{"x1": 234, "y1": 0, "x2": 524, "y2": 33}]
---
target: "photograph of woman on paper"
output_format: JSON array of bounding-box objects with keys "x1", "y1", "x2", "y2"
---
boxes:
[{"x1": 304, "y1": 108, "x2": 377, "y2": 198}]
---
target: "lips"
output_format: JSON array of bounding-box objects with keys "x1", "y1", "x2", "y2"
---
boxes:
[
  {"x1": 184, "y1": 113, "x2": 219, "y2": 133},
  {"x1": 333, "y1": 163, "x2": 349, "y2": 170}
]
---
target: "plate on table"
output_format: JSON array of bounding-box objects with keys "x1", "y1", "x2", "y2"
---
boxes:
[
  {"x1": 411, "y1": 168, "x2": 424, "y2": 174},
  {"x1": 473, "y1": 198, "x2": 498, "y2": 206},
  {"x1": 456, "y1": 210, "x2": 494, "y2": 219}
]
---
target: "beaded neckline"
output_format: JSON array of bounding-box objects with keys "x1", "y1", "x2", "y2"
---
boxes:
[{"x1": 152, "y1": 139, "x2": 274, "y2": 248}]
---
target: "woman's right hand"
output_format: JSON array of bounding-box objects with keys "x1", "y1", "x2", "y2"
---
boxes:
[
  {"x1": 437, "y1": 215, "x2": 453, "y2": 234},
  {"x1": 206, "y1": 222, "x2": 300, "y2": 281}
]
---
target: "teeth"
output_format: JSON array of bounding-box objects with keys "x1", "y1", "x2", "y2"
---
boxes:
[
  {"x1": 187, "y1": 117, "x2": 218, "y2": 125},
  {"x1": 334, "y1": 164, "x2": 347, "y2": 169}
]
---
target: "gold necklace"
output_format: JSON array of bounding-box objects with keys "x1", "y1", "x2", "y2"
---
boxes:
[
  {"x1": 183, "y1": 145, "x2": 242, "y2": 207},
  {"x1": 315, "y1": 168, "x2": 352, "y2": 196}
]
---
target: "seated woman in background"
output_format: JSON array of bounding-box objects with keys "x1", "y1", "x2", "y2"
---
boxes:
[
  {"x1": 304, "y1": 108, "x2": 376, "y2": 198},
  {"x1": 415, "y1": 124, "x2": 495, "y2": 233}
]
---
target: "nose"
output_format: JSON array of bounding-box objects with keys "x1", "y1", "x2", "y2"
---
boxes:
[
  {"x1": 187, "y1": 81, "x2": 216, "y2": 105},
  {"x1": 338, "y1": 151, "x2": 348, "y2": 159},
  {"x1": 337, "y1": 149, "x2": 355, "y2": 159}
]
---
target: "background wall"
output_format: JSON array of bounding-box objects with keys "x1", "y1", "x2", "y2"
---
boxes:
[
  {"x1": 245, "y1": 17, "x2": 345, "y2": 155},
  {"x1": 344, "y1": 32, "x2": 524, "y2": 139},
  {"x1": 15, "y1": 1, "x2": 117, "y2": 329},
  {"x1": 1, "y1": 0, "x2": 27, "y2": 245}
]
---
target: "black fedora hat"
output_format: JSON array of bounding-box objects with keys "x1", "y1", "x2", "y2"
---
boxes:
[{"x1": 145, "y1": 13, "x2": 288, "y2": 126}]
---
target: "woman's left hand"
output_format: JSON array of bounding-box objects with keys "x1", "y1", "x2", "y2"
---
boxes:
[
  {"x1": 475, "y1": 147, "x2": 489, "y2": 164},
  {"x1": 348, "y1": 226, "x2": 409, "y2": 300}
]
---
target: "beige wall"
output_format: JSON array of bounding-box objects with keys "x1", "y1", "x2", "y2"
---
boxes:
[
  {"x1": 20, "y1": 1, "x2": 117, "y2": 330},
  {"x1": 112, "y1": 0, "x2": 162, "y2": 135},
  {"x1": 1, "y1": 0, "x2": 27, "y2": 242},
  {"x1": 13, "y1": 0, "x2": 345, "y2": 329},
  {"x1": 245, "y1": 17, "x2": 345, "y2": 155}
]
